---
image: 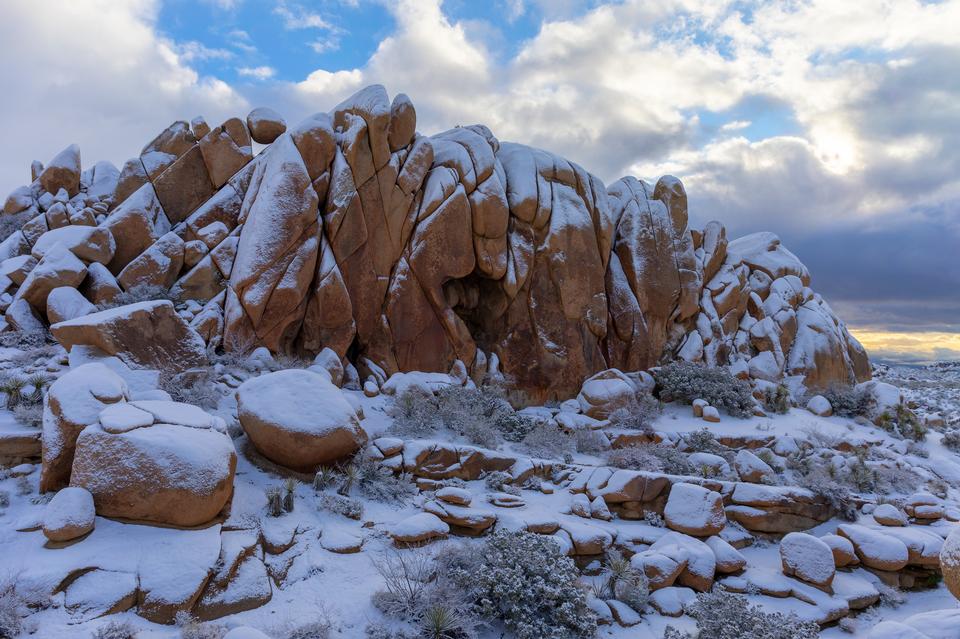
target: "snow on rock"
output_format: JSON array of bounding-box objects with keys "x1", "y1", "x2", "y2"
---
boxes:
[
  {"x1": 705, "y1": 535, "x2": 747, "y2": 573},
  {"x1": 237, "y1": 369, "x2": 367, "y2": 471},
  {"x1": 837, "y1": 524, "x2": 910, "y2": 571},
  {"x1": 701, "y1": 405, "x2": 720, "y2": 422},
  {"x1": 856, "y1": 380, "x2": 903, "y2": 424},
  {"x1": 821, "y1": 533, "x2": 858, "y2": 567},
  {"x1": 381, "y1": 370, "x2": 459, "y2": 395},
  {"x1": 867, "y1": 621, "x2": 932, "y2": 639},
  {"x1": 806, "y1": 394, "x2": 832, "y2": 417},
  {"x1": 195, "y1": 555, "x2": 272, "y2": 620},
  {"x1": 31, "y1": 224, "x2": 116, "y2": 265},
  {"x1": 45, "y1": 286, "x2": 96, "y2": 324},
  {"x1": 649, "y1": 531, "x2": 716, "y2": 591},
  {"x1": 779, "y1": 531, "x2": 836, "y2": 588},
  {"x1": 247, "y1": 107, "x2": 287, "y2": 144},
  {"x1": 436, "y1": 486, "x2": 472, "y2": 506},
  {"x1": 734, "y1": 449, "x2": 776, "y2": 484},
  {"x1": 42, "y1": 486, "x2": 95, "y2": 542},
  {"x1": 16, "y1": 241, "x2": 88, "y2": 311},
  {"x1": 649, "y1": 586, "x2": 697, "y2": 617},
  {"x1": 576, "y1": 368, "x2": 637, "y2": 419},
  {"x1": 39, "y1": 143, "x2": 81, "y2": 196},
  {"x1": 224, "y1": 629, "x2": 272, "y2": 639},
  {"x1": 664, "y1": 482, "x2": 725, "y2": 536},
  {"x1": 40, "y1": 362, "x2": 130, "y2": 492},
  {"x1": 63, "y1": 569, "x2": 137, "y2": 620},
  {"x1": 51, "y1": 300, "x2": 208, "y2": 373},
  {"x1": 873, "y1": 503, "x2": 909, "y2": 527},
  {"x1": 98, "y1": 402, "x2": 154, "y2": 434},
  {"x1": 70, "y1": 419, "x2": 236, "y2": 527},
  {"x1": 902, "y1": 609, "x2": 960, "y2": 639},
  {"x1": 389, "y1": 512, "x2": 449, "y2": 544},
  {"x1": 940, "y1": 525, "x2": 960, "y2": 599}
]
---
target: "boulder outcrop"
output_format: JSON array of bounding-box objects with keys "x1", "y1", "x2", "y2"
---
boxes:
[{"x1": 0, "y1": 84, "x2": 869, "y2": 398}]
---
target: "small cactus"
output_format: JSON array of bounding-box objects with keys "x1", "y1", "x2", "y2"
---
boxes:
[
  {"x1": 265, "y1": 486, "x2": 283, "y2": 517},
  {"x1": 283, "y1": 478, "x2": 295, "y2": 513}
]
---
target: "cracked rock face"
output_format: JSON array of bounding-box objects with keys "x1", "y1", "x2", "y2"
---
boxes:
[{"x1": 1, "y1": 84, "x2": 869, "y2": 400}]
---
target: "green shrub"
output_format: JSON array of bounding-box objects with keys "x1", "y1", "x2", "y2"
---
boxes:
[{"x1": 654, "y1": 362, "x2": 754, "y2": 418}]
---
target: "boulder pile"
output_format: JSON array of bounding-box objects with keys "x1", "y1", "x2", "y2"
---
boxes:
[{"x1": 0, "y1": 84, "x2": 869, "y2": 399}]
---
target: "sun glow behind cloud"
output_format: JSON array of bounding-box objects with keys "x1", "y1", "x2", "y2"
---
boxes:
[{"x1": 850, "y1": 329, "x2": 960, "y2": 365}]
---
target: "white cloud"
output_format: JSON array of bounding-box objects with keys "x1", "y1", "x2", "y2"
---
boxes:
[
  {"x1": 0, "y1": 0, "x2": 248, "y2": 196},
  {"x1": 273, "y1": 1, "x2": 335, "y2": 30},
  {"x1": 309, "y1": 36, "x2": 340, "y2": 54},
  {"x1": 237, "y1": 65, "x2": 276, "y2": 80},
  {"x1": 173, "y1": 40, "x2": 233, "y2": 62},
  {"x1": 720, "y1": 120, "x2": 750, "y2": 132}
]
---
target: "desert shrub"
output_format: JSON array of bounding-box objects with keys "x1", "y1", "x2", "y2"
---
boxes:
[
  {"x1": 0, "y1": 328, "x2": 52, "y2": 350},
  {"x1": 606, "y1": 443, "x2": 693, "y2": 476},
  {"x1": 265, "y1": 487, "x2": 284, "y2": 517},
  {"x1": 821, "y1": 384, "x2": 871, "y2": 418},
  {"x1": 318, "y1": 493, "x2": 363, "y2": 520},
  {"x1": 354, "y1": 452, "x2": 416, "y2": 503},
  {"x1": 389, "y1": 387, "x2": 442, "y2": 438},
  {"x1": 280, "y1": 617, "x2": 333, "y2": 639},
  {"x1": 877, "y1": 582, "x2": 906, "y2": 608},
  {"x1": 654, "y1": 362, "x2": 754, "y2": 418},
  {"x1": 684, "y1": 428, "x2": 730, "y2": 457},
  {"x1": 90, "y1": 619, "x2": 138, "y2": 639},
  {"x1": 594, "y1": 549, "x2": 648, "y2": 613},
  {"x1": 96, "y1": 284, "x2": 179, "y2": 310},
  {"x1": 372, "y1": 547, "x2": 477, "y2": 639},
  {"x1": 160, "y1": 369, "x2": 222, "y2": 410},
  {"x1": 643, "y1": 511, "x2": 665, "y2": 527},
  {"x1": 483, "y1": 470, "x2": 520, "y2": 496},
  {"x1": 0, "y1": 581, "x2": 23, "y2": 639},
  {"x1": 876, "y1": 403, "x2": 926, "y2": 442},
  {"x1": 494, "y1": 412, "x2": 536, "y2": 443},
  {"x1": 176, "y1": 611, "x2": 226, "y2": 639},
  {"x1": 943, "y1": 429, "x2": 960, "y2": 452},
  {"x1": 0, "y1": 492, "x2": 9, "y2": 509},
  {"x1": 607, "y1": 390, "x2": 661, "y2": 431},
  {"x1": 0, "y1": 210, "x2": 33, "y2": 244},
  {"x1": 762, "y1": 384, "x2": 791, "y2": 414},
  {"x1": 439, "y1": 530, "x2": 597, "y2": 639},
  {"x1": 795, "y1": 465, "x2": 857, "y2": 520},
  {"x1": 518, "y1": 422, "x2": 574, "y2": 459},
  {"x1": 664, "y1": 589, "x2": 819, "y2": 639},
  {"x1": 575, "y1": 429, "x2": 609, "y2": 455},
  {"x1": 12, "y1": 403, "x2": 42, "y2": 429}
]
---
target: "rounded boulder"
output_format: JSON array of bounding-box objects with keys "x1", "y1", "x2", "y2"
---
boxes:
[
  {"x1": 942, "y1": 526, "x2": 960, "y2": 600},
  {"x1": 237, "y1": 369, "x2": 367, "y2": 471},
  {"x1": 246, "y1": 107, "x2": 286, "y2": 144},
  {"x1": 43, "y1": 486, "x2": 95, "y2": 542}
]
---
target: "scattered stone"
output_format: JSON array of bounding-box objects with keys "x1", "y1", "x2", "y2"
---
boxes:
[
  {"x1": 806, "y1": 395, "x2": 832, "y2": 417},
  {"x1": 701, "y1": 406, "x2": 720, "y2": 422},
  {"x1": 43, "y1": 486, "x2": 95, "y2": 542},
  {"x1": 389, "y1": 513, "x2": 449, "y2": 544},
  {"x1": 874, "y1": 503, "x2": 908, "y2": 527}
]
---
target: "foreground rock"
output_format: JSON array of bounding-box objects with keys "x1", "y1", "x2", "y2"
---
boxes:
[
  {"x1": 51, "y1": 300, "x2": 207, "y2": 372},
  {"x1": 943, "y1": 526, "x2": 960, "y2": 600},
  {"x1": 663, "y1": 483, "x2": 725, "y2": 536},
  {"x1": 70, "y1": 401, "x2": 236, "y2": 526},
  {"x1": 41, "y1": 363, "x2": 130, "y2": 493},
  {"x1": 43, "y1": 486, "x2": 95, "y2": 542},
  {"x1": 237, "y1": 369, "x2": 367, "y2": 471}
]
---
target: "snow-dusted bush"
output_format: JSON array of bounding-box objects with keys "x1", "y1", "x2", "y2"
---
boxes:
[
  {"x1": 90, "y1": 619, "x2": 138, "y2": 639},
  {"x1": 280, "y1": 617, "x2": 333, "y2": 639},
  {"x1": 440, "y1": 530, "x2": 597, "y2": 639},
  {"x1": 683, "y1": 428, "x2": 730, "y2": 457},
  {"x1": 574, "y1": 429, "x2": 608, "y2": 455},
  {"x1": 762, "y1": 384, "x2": 791, "y2": 414},
  {"x1": 494, "y1": 412, "x2": 536, "y2": 443},
  {"x1": 795, "y1": 465, "x2": 857, "y2": 520},
  {"x1": 0, "y1": 328, "x2": 50, "y2": 350},
  {"x1": 12, "y1": 403, "x2": 42, "y2": 429},
  {"x1": 518, "y1": 422, "x2": 574, "y2": 459},
  {"x1": 643, "y1": 511, "x2": 665, "y2": 528},
  {"x1": 943, "y1": 429, "x2": 960, "y2": 452},
  {"x1": 607, "y1": 390, "x2": 661, "y2": 431},
  {"x1": 176, "y1": 611, "x2": 226, "y2": 639},
  {"x1": 96, "y1": 284, "x2": 180, "y2": 310},
  {"x1": 318, "y1": 493, "x2": 363, "y2": 520},
  {"x1": 389, "y1": 387, "x2": 441, "y2": 438},
  {"x1": 821, "y1": 384, "x2": 870, "y2": 418},
  {"x1": 596, "y1": 549, "x2": 648, "y2": 613},
  {"x1": 664, "y1": 590, "x2": 819, "y2": 639},
  {"x1": 0, "y1": 210, "x2": 33, "y2": 244},
  {"x1": 354, "y1": 452, "x2": 416, "y2": 503},
  {"x1": 654, "y1": 362, "x2": 754, "y2": 418},
  {"x1": 606, "y1": 443, "x2": 693, "y2": 476},
  {"x1": 0, "y1": 491, "x2": 9, "y2": 509},
  {"x1": 483, "y1": 471, "x2": 520, "y2": 496},
  {"x1": 161, "y1": 369, "x2": 222, "y2": 410},
  {"x1": 877, "y1": 403, "x2": 927, "y2": 441},
  {"x1": 0, "y1": 580, "x2": 23, "y2": 639}
]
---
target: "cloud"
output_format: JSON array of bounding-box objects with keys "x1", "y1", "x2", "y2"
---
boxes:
[
  {"x1": 237, "y1": 65, "x2": 276, "y2": 80},
  {"x1": 273, "y1": 1, "x2": 336, "y2": 31},
  {"x1": 173, "y1": 40, "x2": 233, "y2": 62},
  {"x1": 0, "y1": 0, "x2": 247, "y2": 196}
]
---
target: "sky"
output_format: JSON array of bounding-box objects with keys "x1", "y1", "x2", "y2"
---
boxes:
[{"x1": 0, "y1": 0, "x2": 957, "y2": 364}]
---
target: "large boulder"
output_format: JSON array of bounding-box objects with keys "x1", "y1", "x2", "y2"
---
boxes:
[
  {"x1": 39, "y1": 144, "x2": 81, "y2": 197},
  {"x1": 247, "y1": 107, "x2": 287, "y2": 144},
  {"x1": 31, "y1": 225, "x2": 116, "y2": 265},
  {"x1": 663, "y1": 483, "x2": 725, "y2": 536},
  {"x1": 576, "y1": 368, "x2": 637, "y2": 419},
  {"x1": 942, "y1": 526, "x2": 960, "y2": 600},
  {"x1": 51, "y1": 300, "x2": 207, "y2": 373},
  {"x1": 70, "y1": 402, "x2": 236, "y2": 527},
  {"x1": 16, "y1": 242, "x2": 87, "y2": 311},
  {"x1": 46, "y1": 286, "x2": 96, "y2": 324},
  {"x1": 40, "y1": 363, "x2": 129, "y2": 493},
  {"x1": 237, "y1": 369, "x2": 367, "y2": 471},
  {"x1": 779, "y1": 532, "x2": 835, "y2": 589}
]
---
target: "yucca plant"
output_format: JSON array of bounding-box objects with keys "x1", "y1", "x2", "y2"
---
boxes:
[
  {"x1": 26, "y1": 373, "x2": 49, "y2": 403},
  {"x1": 338, "y1": 463, "x2": 359, "y2": 496},
  {"x1": 265, "y1": 486, "x2": 283, "y2": 517},
  {"x1": 0, "y1": 376, "x2": 27, "y2": 409},
  {"x1": 419, "y1": 605, "x2": 464, "y2": 639},
  {"x1": 283, "y1": 478, "x2": 296, "y2": 513},
  {"x1": 313, "y1": 467, "x2": 337, "y2": 491}
]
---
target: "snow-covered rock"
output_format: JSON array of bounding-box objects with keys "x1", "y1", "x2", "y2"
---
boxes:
[
  {"x1": 389, "y1": 512, "x2": 449, "y2": 544},
  {"x1": 873, "y1": 503, "x2": 908, "y2": 527},
  {"x1": 43, "y1": 486, "x2": 95, "y2": 542},
  {"x1": 237, "y1": 369, "x2": 367, "y2": 471},
  {"x1": 576, "y1": 368, "x2": 637, "y2": 419},
  {"x1": 664, "y1": 483, "x2": 725, "y2": 536},
  {"x1": 941, "y1": 526, "x2": 960, "y2": 600},
  {"x1": 734, "y1": 449, "x2": 776, "y2": 484},
  {"x1": 806, "y1": 394, "x2": 832, "y2": 417},
  {"x1": 224, "y1": 629, "x2": 272, "y2": 639},
  {"x1": 51, "y1": 300, "x2": 208, "y2": 373},
  {"x1": 779, "y1": 532, "x2": 835, "y2": 588},
  {"x1": 247, "y1": 107, "x2": 286, "y2": 144},
  {"x1": 821, "y1": 533, "x2": 858, "y2": 567},
  {"x1": 837, "y1": 524, "x2": 909, "y2": 571},
  {"x1": 45, "y1": 286, "x2": 96, "y2": 324},
  {"x1": 40, "y1": 362, "x2": 130, "y2": 493},
  {"x1": 70, "y1": 411, "x2": 236, "y2": 527},
  {"x1": 701, "y1": 405, "x2": 720, "y2": 422}
]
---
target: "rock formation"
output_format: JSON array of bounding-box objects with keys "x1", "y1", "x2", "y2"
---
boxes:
[{"x1": 0, "y1": 84, "x2": 869, "y2": 399}]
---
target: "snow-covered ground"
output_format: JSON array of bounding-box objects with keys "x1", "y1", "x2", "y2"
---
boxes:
[{"x1": 1, "y1": 346, "x2": 959, "y2": 639}]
